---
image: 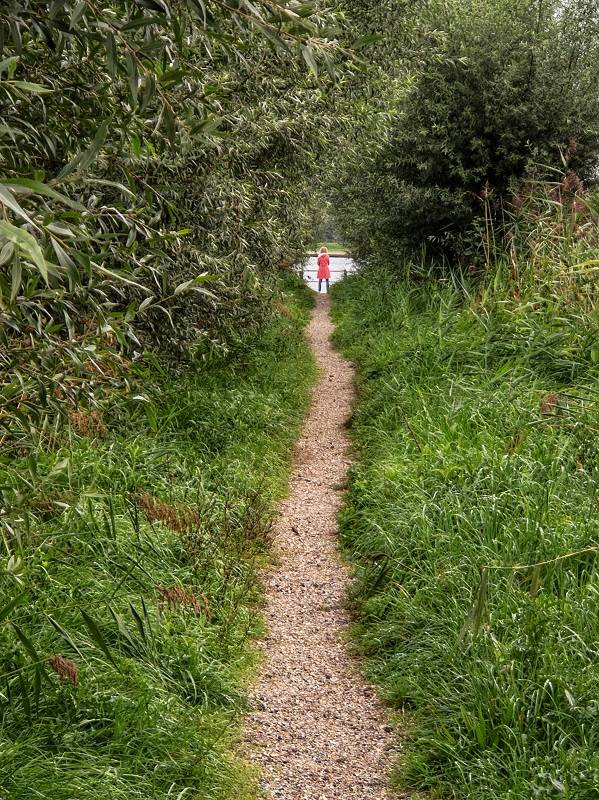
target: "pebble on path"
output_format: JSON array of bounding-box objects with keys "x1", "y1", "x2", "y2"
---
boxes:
[{"x1": 245, "y1": 294, "x2": 399, "y2": 799}]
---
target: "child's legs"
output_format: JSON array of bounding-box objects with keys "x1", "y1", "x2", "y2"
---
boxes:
[
  {"x1": 326, "y1": 279, "x2": 330, "y2": 292},
  {"x1": 318, "y1": 278, "x2": 322, "y2": 291}
]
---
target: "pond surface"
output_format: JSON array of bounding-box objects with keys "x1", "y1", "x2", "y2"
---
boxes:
[{"x1": 303, "y1": 255, "x2": 356, "y2": 293}]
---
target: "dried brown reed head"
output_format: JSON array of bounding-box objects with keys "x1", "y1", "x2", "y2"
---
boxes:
[
  {"x1": 540, "y1": 393, "x2": 560, "y2": 415},
  {"x1": 510, "y1": 431, "x2": 523, "y2": 452},
  {"x1": 69, "y1": 409, "x2": 108, "y2": 438},
  {"x1": 548, "y1": 169, "x2": 584, "y2": 206},
  {"x1": 157, "y1": 585, "x2": 210, "y2": 617},
  {"x1": 274, "y1": 300, "x2": 293, "y2": 319},
  {"x1": 83, "y1": 359, "x2": 106, "y2": 376},
  {"x1": 562, "y1": 170, "x2": 583, "y2": 195},
  {"x1": 81, "y1": 316, "x2": 99, "y2": 334},
  {"x1": 135, "y1": 492, "x2": 200, "y2": 533},
  {"x1": 564, "y1": 137, "x2": 578, "y2": 162},
  {"x1": 48, "y1": 655, "x2": 78, "y2": 686},
  {"x1": 479, "y1": 180, "x2": 493, "y2": 200}
]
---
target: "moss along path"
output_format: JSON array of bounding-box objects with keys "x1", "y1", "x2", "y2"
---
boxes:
[{"x1": 246, "y1": 294, "x2": 396, "y2": 799}]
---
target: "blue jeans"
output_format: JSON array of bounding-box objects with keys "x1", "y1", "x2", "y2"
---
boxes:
[{"x1": 318, "y1": 279, "x2": 329, "y2": 292}]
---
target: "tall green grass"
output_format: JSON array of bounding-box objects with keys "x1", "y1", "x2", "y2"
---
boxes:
[
  {"x1": 332, "y1": 269, "x2": 598, "y2": 799},
  {"x1": 0, "y1": 275, "x2": 316, "y2": 800}
]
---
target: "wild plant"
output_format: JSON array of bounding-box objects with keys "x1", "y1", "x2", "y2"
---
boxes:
[
  {"x1": 0, "y1": 279, "x2": 315, "y2": 800},
  {"x1": 331, "y1": 232, "x2": 599, "y2": 798}
]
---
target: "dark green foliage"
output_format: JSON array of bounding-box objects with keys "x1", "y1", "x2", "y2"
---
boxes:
[
  {"x1": 0, "y1": 276, "x2": 316, "y2": 800},
  {"x1": 330, "y1": 0, "x2": 599, "y2": 264},
  {"x1": 332, "y1": 266, "x2": 599, "y2": 798},
  {"x1": 0, "y1": 1, "x2": 338, "y2": 451}
]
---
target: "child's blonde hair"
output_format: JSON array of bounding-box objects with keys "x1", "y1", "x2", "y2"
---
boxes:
[{"x1": 319, "y1": 246, "x2": 329, "y2": 254}]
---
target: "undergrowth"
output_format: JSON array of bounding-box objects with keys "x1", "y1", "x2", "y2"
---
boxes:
[
  {"x1": 0, "y1": 275, "x2": 315, "y2": 800},
  {"x1": 332, "y1": 269, "x2": 598, "y2": 799}
]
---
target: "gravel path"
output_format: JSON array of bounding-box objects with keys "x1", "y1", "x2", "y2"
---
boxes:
[{"x1": 245, "y1": 294, "x2": 396, "y2": 799}]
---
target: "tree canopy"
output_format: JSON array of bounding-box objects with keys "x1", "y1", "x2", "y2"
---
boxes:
[
  {"x1": 328, "y1": 0, "x2": 599, "y2": 264},
  {"x1": 0, "y1": 1, "x2": 346, "y2": 446}
]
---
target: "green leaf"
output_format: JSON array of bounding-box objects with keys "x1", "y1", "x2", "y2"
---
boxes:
[
  {"x1": 0, "y1": 56, "x2": 19, "y2": 77},
  {"x1": 18, "y1": 672, "x2": 32, "y2": 719},
  {"x1": 191, "y1": 115, "x2": 223, "y2": 136},
  {"x1": 125, "y1": 52, "x2": 139, "y2": 106},
  {"x1": 47, "y1": 616, "x2": 84, "y2": 657},
  {"x1": 301, "y1": 44, "x2": 318, "y2": 77},
  {"x1": 70, "y1": 0, "x2": 87, "y2": 27},
  {"x1": 129, "y1": 604, "x2": 147, "y2": 642},
  {"x1": 138, "y1": 295, "x2": 156, "y2": 312},
  {"x1": 80, "y1": 609, "x2": 118, "y2": 668},
  {"x1": 105, "y1": 32, "x2": 118, "y2": 77},
  {"x1": 0, "y1": 220, "x2": 47, "y2": 283},
  {"x1": 58, "y1": 119, "x2": 110, "y2": 180},
  {"x1": 0, "y1": 591, "x2": 29, "y2": 624},
  {"x1": 108, "y1": 607, "x2": 136, "y2": 649},
  {"x1": 140, "y1": 73, "x2": 156, "y2": 111},
  {"x1": 93, "y1": 263, "x2": 150, "y2": 290},
  {"x1": 134, "y1": 0, "x2": 167, "y2": 12},
  {"x1": 188, "y1": 0, "x2": 207, "y2": 26},
  {"x1": 241, "y1": 0, "x2": 265, "y2": 21},
  {"x1": 10, "y1": 256, "x2": 22, "y2": 302},
  {"x1": 6, "y1": 178, "x2": 85, "y2": 211},
  {"x1": 173, "y1": 274, "x2": 216, "y2": 296},
  {"x1": 0, "y1": 240, "x2": 14, "y2": 267},
  {"x1": 571, "y1": 260, "x2": 599, "y2": 273},
  {"x1": 253, "y1": 22, "x2": 291, "y2": 54},
  {"x1": 119, "y1": 14, "x2": 163, "y2": 32},
  {"x1": 0, "y1": 184, "x2": 34, "y2": 224},
  {"x1": 354, "y1": 33, "x2": 384, "y2": 49},
  {"x1": 51, "y1": 239, "x2": 76, "y2": 268},
  {"x1": 12, "y1": 624, "x2": 46, "y2": 671},
  {"x1": 8, "y1": 80, "x2": 53, "y2": 94},
  {"x1": 296, "y1": 3, "x2": 317, "y2": 18},
  {"x1": 162, "y1": 103, "x2": 176, "y2": 143},
  {"x1": 83, "y1": 177, "x2": 135, "y2": 198},
  {"x1": 459, "y1": 567, "x2": 489, "y2": 642}
]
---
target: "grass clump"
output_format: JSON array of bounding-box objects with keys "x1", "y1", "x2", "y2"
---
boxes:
[
  {"x1": 331, "y1": 268, "x2": 598, "y2": 799},
  {"x1": 0, "y1": 276, "x2": 315, "y2": 800}
]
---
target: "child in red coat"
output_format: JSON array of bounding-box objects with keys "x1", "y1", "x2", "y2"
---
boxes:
[{"x1": 317, "y1": 246, "x2": 331, "y2": 293}]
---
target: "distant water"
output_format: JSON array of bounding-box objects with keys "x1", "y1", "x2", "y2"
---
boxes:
[{"x1": 303, "y1": 255, "x2": 356, "y2": 292}]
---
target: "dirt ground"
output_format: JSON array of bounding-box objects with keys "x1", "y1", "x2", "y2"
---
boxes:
[{"x1": 245, "y1": 293, "x2": 397, "y2": 799}]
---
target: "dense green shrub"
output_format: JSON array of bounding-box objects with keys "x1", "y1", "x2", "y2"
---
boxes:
[
  {"x1": 329, "y1": 0, "x2": 599, "y2": 264},
  {"x1": 0, "y1": 1, "x2": 339, "y2": 451}
]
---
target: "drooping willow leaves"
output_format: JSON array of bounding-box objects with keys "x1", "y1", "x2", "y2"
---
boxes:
[{"x1": 0, "y1": 1, "x2": 342, "y2": 448}]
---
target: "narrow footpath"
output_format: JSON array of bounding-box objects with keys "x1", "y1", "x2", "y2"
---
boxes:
[{"x1": 246, "y1": 294, "x2": 395, "y2": 799}]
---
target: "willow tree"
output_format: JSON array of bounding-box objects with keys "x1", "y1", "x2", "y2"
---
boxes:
[
  {"x1": 0, "y1": 1, "x2": 343, "y2": 448},
  {"x1": 328, "y1": 0, "x2": 599, "y2": 265}
]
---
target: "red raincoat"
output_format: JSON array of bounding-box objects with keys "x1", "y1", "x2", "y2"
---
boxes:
[{"x1": 316, "y1": 253, "x2": 331, "y2": 280}]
